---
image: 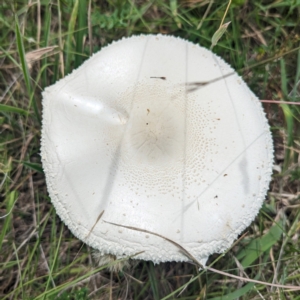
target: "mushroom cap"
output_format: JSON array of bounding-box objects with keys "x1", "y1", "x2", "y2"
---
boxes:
[{"x1": 41, "y1": 34, "x2": 273, "y2": 266}]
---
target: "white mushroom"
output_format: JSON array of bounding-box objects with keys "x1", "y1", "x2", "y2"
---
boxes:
[{"x1": 41, "y1": 34, "x2": 273, "y2": 267}]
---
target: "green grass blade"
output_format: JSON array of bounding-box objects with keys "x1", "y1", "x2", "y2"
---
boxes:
[
  {"x1": 42, "y1": 3, "x2": 52, "y2": 85},
  {"x1": 209, "y1": 281, "x2": 256, "y2": 300},
  {"x1": 148, "y1": 262, "x2": 160, "y2": 300},
  {"x1": 281, "y1": 103, "x2": 294, "y2": 170},
  {"x1": 35, "y1": 265, "x2": 107, "y2": 299},
  {"x1": 22, "y1": 161, "x2": 44, "y2": 173},
  {"x1": 0, "y1": 104, "x2": 29, "y2": 116},
  {"x1": 280, "y1": 58, "x2": 288, "y2": 96},
  {"x1": 15, "y1": 16, "x2": 31, "y2": 95},
  {"x1": 42, "y1": 224, "x2": 64, "y2": 300},
  {"x1": 65, "y1": 0, "x2": 79, "y2": 73},
  {"x1": 15, "y1": 15, "x2": 40, "y2": 122},
  {"x1": 13, "y1": 242, "x2": 24, "y2": 299},
  {"x1": 75, "y1": 0, "x2": 87, "y2": 68},
  {"x1": 237, "y1": 217, "x2": 285, "y2": 268},
  {"x1": 0, "y1": 191, "x2": 17, "y2": 252}
]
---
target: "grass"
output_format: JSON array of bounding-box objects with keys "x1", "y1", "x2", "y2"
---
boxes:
[{"x1": 0, "y1": 0, "x2": 300, "y2": 299}]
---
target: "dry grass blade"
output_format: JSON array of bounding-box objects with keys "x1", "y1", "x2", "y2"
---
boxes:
[
  {"x1": 25, "y1": 46, "x2": 59, "y2": 69},
  {"x1": 206, "y1": 266, "x2": 300, "y2": 291},
  {"x1": 85, "y1": 210, "x2": 104, "y2": 239},
  {"x1": 261, "y1": 100, "x2": 300, "y2": 105},
  {"x1": 103, "y1": 220, "x2": 204, "y2": 268},
  {"x1": 185, "y1": 72, "x2": 235, "y2": 92},
  {"x1": 105, "y1": 221, "x2": 300, "y2": 291}
]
